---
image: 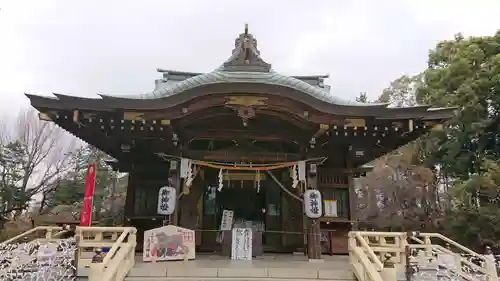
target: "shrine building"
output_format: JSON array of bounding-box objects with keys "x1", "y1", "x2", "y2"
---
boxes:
[{"x1": 26, "y1": 26, "x2": 454, "y2": 258}]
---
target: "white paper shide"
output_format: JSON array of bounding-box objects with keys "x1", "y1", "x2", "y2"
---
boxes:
[
  {"x1": 157, "y1": 186, "x2": 176, "y2": 215},
  {"x1": 231, "y1": 228, "x2": 252, "y2": 260},
  {"x1": 304, "y1": 189, "x2": 323, "y2": 219}
]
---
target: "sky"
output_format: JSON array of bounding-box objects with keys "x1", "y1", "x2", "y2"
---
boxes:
[{"x1": 1, "y1": 0, "x2": 500, "y2": 117}]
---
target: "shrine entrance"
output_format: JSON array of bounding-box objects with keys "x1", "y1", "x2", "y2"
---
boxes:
[
  {"x1": 197, "y1": 168, "x2": 302, "y2": 253},
  {"x1": 25, "y1": 25, "x2": 454, "y2": 259}
]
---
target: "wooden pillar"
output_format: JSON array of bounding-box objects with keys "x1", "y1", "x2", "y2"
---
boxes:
[
  {"x1": 307, "y1": 164, "x2": 322, "y2": 260},
  {"x1": 124, "y1": 167, "x2": 137, "y2": 225},
  {"x1": 346, "y1": 151, "x2": 360, "y2": 231},
  {"x1": 301, "y1": 182, "x2": 308, "y2": 256},
  {"x1": 169, "y1": 160, "x2": 181, "y2": 226},
  {"x1": 347, "y1": 172, "x2": 359, "y2": 230}
]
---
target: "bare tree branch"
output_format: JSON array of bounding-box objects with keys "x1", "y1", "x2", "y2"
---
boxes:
[
  {"x1": 0, "y1": 109, "x2": 81, "y2": 219},
  {"x1": 356, "y1": 144, "x2": 440, "y2": 230}
]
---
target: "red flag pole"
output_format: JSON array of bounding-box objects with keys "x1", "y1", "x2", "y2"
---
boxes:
[{"x1": 80, "y1": 163, "x2": 97, "y2": 226}]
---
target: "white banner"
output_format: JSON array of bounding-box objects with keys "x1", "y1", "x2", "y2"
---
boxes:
[{"x1": 231, "y1": 228, "x2": 252, "y2": 261}]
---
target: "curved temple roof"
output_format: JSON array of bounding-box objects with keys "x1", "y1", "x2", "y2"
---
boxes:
[
  {"x1": 128, "y1": 71, "x2": 371, "y2": 106},
  {"x1": 25, "y1": 24, "x2": 455, "y2": 120},
  {"x1": 101, "y1": 25, "x2": 382, "y2": 107}
]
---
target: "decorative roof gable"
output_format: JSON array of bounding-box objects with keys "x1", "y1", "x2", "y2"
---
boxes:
[{"x1": 220, "y1": 24, "x2": 271, "y2": 72}]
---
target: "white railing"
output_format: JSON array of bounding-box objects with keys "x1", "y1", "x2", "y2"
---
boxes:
[
  {"x1": 408, "y1": 232, "x2": 498, "y2": 281},
  {"x1": 0, "y1": 225, "x2": 70, "y2": 245},
  {"x1": 76, "y1": 226, "x2": 137, "y2": 281},
  {"x1": 349, "y1": 231, "x2": 499, "y2": 281},
  {"x1": 348, "y1": 232, "x2": 396, "y2": 281},
  {"x1": 0, "y1": 225, "x2": 138, "y2": 281}
]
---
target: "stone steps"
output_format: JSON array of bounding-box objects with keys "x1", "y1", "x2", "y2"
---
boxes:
[
  {"x1": 78, "y1": 255, "x2": 355, "y2": 281},
  {"x1": 127, "y1": 267, "x2": 354, "y2": 280},
  {"x1": 79, "y1": 267, "x2": 354, "y2": 280},
  {"x1": 124, "y1": 277, "x2": 355, "y2": 281}
]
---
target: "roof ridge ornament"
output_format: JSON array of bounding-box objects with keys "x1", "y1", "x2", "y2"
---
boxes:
[
  {"x1": 243, "y1": 23, "x2": 250, "y2": 64},
  {"x1": 220, "y1": 24, "x2": 271, "y2": 72}
]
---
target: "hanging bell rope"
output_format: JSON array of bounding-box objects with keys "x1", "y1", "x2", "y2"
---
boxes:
[{"x1": 266, "y1": 171, "x2": 303, "y2": 202}]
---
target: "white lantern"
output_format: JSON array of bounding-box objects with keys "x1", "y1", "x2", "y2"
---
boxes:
[
  {"x1": 304, "y1": 189, "x2": 322, "y2": 219},
  {"x1": 157, "y1": 186, "x2": 176, "y2": 215}
]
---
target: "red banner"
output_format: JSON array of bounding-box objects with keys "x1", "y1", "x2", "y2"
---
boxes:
[{"x1": 80, "y1": 164, "x2": 97, "y2": 226}]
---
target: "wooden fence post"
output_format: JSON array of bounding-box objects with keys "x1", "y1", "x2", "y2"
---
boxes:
[
  {"x1": 485, "y1": 246, "x2": 499, "y2": 281},
  {"x1": 381, "y1": 253, "x2": 397, "y2": 281}
]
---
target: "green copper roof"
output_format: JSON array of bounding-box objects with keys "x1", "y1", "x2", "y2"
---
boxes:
[
  {"x1": 141, "y1": 71, "x2": 364, "y2": 106},
  {"x1": 105, "y1": 26, "x2": 382, "y2": 107}
]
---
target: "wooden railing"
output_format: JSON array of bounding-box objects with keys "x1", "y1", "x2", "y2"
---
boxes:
[
  {"x1": 0, "y1": 225, "x2": 137, "y2": 281},
  {"x1": 0, "y1": 225, "x2": 69, "y2": 245},
  {"x1": 408, "y1": 232, "x2": 498, "y2": 281},
  {"x1": 0, "y1": 225, "x2": 75, "y2": 280},
  {"x1": 349, "y1": 231, "x2": 499, "y2": 281},
  {"x1": 348, "y1": 232, "x2": 396, "y2": 281},
  {"x1": 76, "y1": 226, "x2": 137, "y2": 281}
]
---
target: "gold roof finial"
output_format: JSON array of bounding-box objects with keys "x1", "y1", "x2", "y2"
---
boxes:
[{"x1": 244, "y1": 23, "x2": 248, "y2": 36}]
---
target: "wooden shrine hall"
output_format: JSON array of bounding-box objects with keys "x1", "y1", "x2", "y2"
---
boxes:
[{"x1": 26, "y1": 25, "x2": 454, "y2": 259}]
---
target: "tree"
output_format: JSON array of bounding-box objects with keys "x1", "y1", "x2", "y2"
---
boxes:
[
  {"x1": 415, "y1": 30, "x2": 500, "y2": 247},
  {"x1": 357, "y1": 146, "x2": 440, "y2": 231},
  {"x1": 375, "y1": 73, "x2": 434, "y2": 165},
  {"x1": 377, "y1": 74, "x2": 422, "y2": 107},
  {"x1": 0, "y1": 110, "x2": 79, "y2": 222},
  {"x1": 356, "y1": 92, "x2": 370, "y2": 103},
  {"x1": 416, "y1": 31, "x2": 500, "y2": 176},
  {"x1": 44, "y1": 144, "x2": 126, "y2": 225},
  {"x1": 355, "y1": 72, "x2": 442, "y2": 231},
  {"x1": 441, "y1": 158, "x2": 500, "y2": 250}
]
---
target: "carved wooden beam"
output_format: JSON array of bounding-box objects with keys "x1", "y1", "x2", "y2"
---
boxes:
[
  {"x1": 312, "y1": 124, "x2": 329, "y2": 139},
  {"x1": 183, "y1": 128, "x2": 302, "y2": 142},
  {"x1": 183, "y1": 150, "x2": 302, "y2": 163},
  {"x1": 309, "y1": 124, "x2": 330, "y2": 147}
]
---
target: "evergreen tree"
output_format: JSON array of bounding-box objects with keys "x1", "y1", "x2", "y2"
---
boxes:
[
  {"x1": 415, "y1": 31, "x2": 500, "y2": 247},
  {"x1": 46, "y1": 144, "x2": 117, "y2": 222},
  {"x1": 356, "y1": 92, "x2": 370, "y2": 103}
]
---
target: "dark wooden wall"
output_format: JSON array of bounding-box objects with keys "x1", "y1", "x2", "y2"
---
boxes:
[{"x1": 123, "y1": 163, "x2": 357, "y2": 254}]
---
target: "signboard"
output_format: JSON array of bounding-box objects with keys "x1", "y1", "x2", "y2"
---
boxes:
[
  {"x1": 323, "y1": 200, "x2": 338, "y2": 217},
  {"x1": 143, "y1": 225, "x2": 195, "y2": 262},
  {"x1": 231, "y1": 228, "x2": 252, "y2": 261},
  {"x1": 157, "y1": 186, "x2": 176, "y2": 215},
  {"x1": 304, "y1": 189, "x2": 323, "y2": 219},
  {"x1": 219, "y1": 209, "x2": 234, "y2": 231},
  {"x1": 80, "y1": 164, "x2": 96, "y2": 226}
]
